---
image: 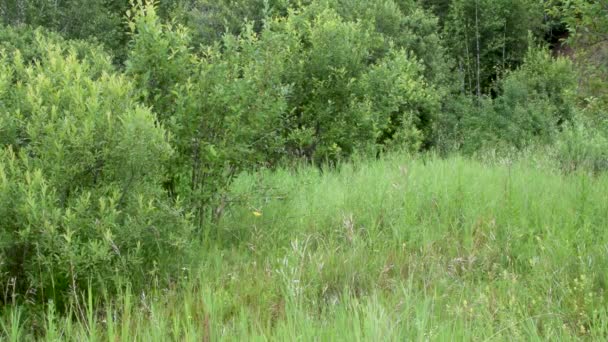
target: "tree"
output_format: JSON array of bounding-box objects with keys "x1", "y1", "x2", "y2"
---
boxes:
[
  {"x1": 547, "y1": 0, "x2": 608, "y2": 113},
  {"x1": 444, "y1": 0, "x2": 544, "y2": 97}
]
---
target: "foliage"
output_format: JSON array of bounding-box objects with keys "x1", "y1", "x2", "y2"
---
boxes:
[
  {"x1": 0, "y1": 25, "x2": 110, "y2": 68},
  {"x1": 178, "y1": 0, "x2": 292, "y2": 46},
  {"x1": 270, "y1": 7, "x2": 384, "y2": 160},
  {"x1": 124, "y1": 1, "x2": 441, "y2": 225},
  {"x1": 0, "y1": 0, "x2": 197, "y2": 62},
  {"x1": 461, "y1": 46, "x2": 577, "y2": 152},
  {"x1": 3, "y1": 154, "x2": 608, "y2": 339},
  {"x1": 177, "y1": 0, "x2": 450, "y2": 157},
  {"x1": 547, "y1": 0, "x2": 608, "y2": 47},
  {"x1": 322, "y1": 0, "x2": 458, "y2": 150},
  {"x1": 443, "y1": 0, "x2": 544, "y2": 96},
  {"x1": 0, "y1": 30, "x2": 192, "y2": 306},
  {"x1": 0, "y1": 0, "x2": 130, "y2": 61},
  {"x1": 125, "y1": 3, "x2": 192, "y2": 121},
  {"x1": 125, "y1": 3, "x2": 290, "y2": 225},
  {"x1": 547, "y1": 0, "x2": 608, "y2": 111},
  {"x1": 264, "y1": 2, "x2": 441, "y2": 161}
]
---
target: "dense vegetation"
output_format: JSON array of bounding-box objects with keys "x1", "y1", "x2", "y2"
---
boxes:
[{"x1": 0, "y1": 0, "x2": 607, "y2": 339}]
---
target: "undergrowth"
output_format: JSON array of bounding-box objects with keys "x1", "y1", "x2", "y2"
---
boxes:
[{"x1": 2, "y1": 153, "x2": 608, "y2": 340}]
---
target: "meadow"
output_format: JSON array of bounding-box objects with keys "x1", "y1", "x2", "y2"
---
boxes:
[{"x1": 3, "y1": 153, "x2": 607, "y2": 341}]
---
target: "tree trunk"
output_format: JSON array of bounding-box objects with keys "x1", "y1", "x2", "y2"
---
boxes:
[{"x1": 475, "y1": 0, "x2": 481, "y2": 99}]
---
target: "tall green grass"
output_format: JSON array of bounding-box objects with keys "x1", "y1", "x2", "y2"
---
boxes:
[{"x1": 2, "y1": 153, "x2": 608, "y2": 340}]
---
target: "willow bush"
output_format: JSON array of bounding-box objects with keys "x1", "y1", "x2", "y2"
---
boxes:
[{"x1": 0, "y1": 29, "x2": 192, "y2": 306}]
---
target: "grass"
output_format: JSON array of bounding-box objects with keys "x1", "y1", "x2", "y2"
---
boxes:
[{"x1": 2, "y1": 153, "x2": 608, "y2": 340}]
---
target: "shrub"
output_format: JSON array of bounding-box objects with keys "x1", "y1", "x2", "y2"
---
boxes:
[
  {"x1": 126, "y1": 3, "x2": 289, "y2": 225},
  {"x1": 0, "y1": 25, "x2": 111, "y2": 72},
  {"x1": 359, "y1": 50, "x2": 440, "y2": 152},
  {"x1": 0, "y1": 31, "x2": 192, "y2": 306},
  {"x1": 461, "y1": 46, "x2": 577, "y2": 152},
  {"x1": 264, "y1": 3, "x2": 441, "y2": 161},
  {"x1": 272, "y1": 7, "x2": 383, "y2": 161}
]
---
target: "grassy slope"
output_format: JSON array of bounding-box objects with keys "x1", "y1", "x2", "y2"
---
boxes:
[{"x1": 3, "y1": 154, "x2": 608, "y2": 340}]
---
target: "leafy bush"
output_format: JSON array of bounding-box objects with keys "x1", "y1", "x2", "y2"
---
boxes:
[
  {"x1": 461, "y1": 46, "x2": 577, "y2": 152},
  {"x1": 359, "y1": 50, "x2": 439, "y2": 151},
  {"x1": 271, "y1": 7, "x2": 384, "y2": 161},
  {"x1": 0, "y1": 25, "x2": 111, "y2": 70},
  {"x1": 125, "y1": 4, "x2": 192, "y2": 121},
  {"x1": 177, "y1": 0, "x2": 448, "y2": 160},
  {"x1": 0, "y1": 30, "x2": 192, "y2": 306},
  {"x1": 308, "y1": 0, "x2": 461, "y2": 153},
  {"x1": 126, "y1": 3, "x2": 290, "y2": 224},
  {"x1": 263, "y1": 3, "x2": 441, "y2": 161}
]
